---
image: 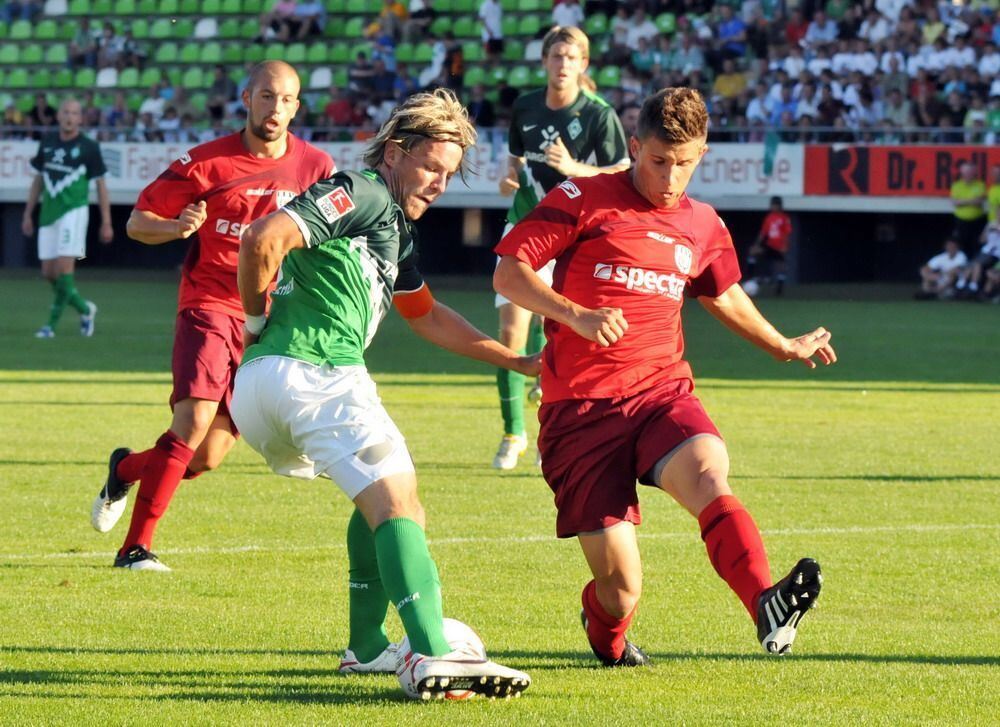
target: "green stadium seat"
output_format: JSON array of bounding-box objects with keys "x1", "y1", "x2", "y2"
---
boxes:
[
  {"x1": 345, "y1": 0, "x2": 365, "y2": 12},
  {"x1": 333, "y1": 67, "x2": 347, "y2": 87},
  {"x1": 239, "y1": 19, "x2": 258, "y2": 39},
  {"x1": 180, "y1": 0, "x2": 199, "y2": 11},
  {"x1": 221, "y1": 0, "x2": 242, "y2": 12},
  {"x1": 181, "y1": 68, "x2": 204, "y2": 89},
  {"x1": 53, "y1": 68, "x2": 74, "y2": 88},
  {"x1": 464, "y1": 65, "x2": 484, "y2": 87},
  {"x1": 297, "y1": 68, "x2": 310, "y2": 87},
  {"x1": 21, "y1": 44, "x2": 43, "y2": 64},
  {"x1": 517, "y1": 15, "x2": 541, "y2": 36},
  {"x1": 127, "y1": 92, "x2": 144, "y2": 111},
  {"x1": 521, "y1": 0, "x2": 540, "y2": 10},
  {"x1": 322, "y1": 17, "x2": 344, "y2": 38},
  {"x1": 414, "y1": 44, "x2": 433, "y2": 63},
  {"x1": 173, "y1": 19, "x2": 195, "y2": 39},
  {"x1": 44, "y1": 45, "x2": 68, "y2": 64},
  {"x1": 113, "y1": 0, "x2": 136, "y2": 13},
  {"x1": 219, "y1": 19, "x2": 239, "y2": 39},
  {"x1": 453, "y1": 17, "x2": 476, "y2": 38},
  {"x1": 9, "y1": 20, "x2": 31, "y2": 40},
  {"x1": 202, "y1": 0, "x2": 221, "y2": 12},
  {"x1": 154, "y1": 43, "x2": 178, "y2": 63},
  {"x1": 68, "y1": 0, "x2": 88, "y2": 14},
  {"x1": 34, "y1": 19, "x2": 57, "y2": 40},
  {"x1": 500, "y1": 0, "x2": 516, "y2": 10},
  {"x1": 137, "y1": 0, "x2": 156, "y2": 12},
  {"x1": 508, "y1": 65, "x2": 530, "y2": 88},
  {"x1": 244, "y1": 0, "x2": 265, "y2": 12},
  {"x1": 180, "y1": 43, "x2": 199, "y2": 64},
  {"x1": 228, "y1": 67, "x2": 243, "y2": 84},
  {"x1": 306, "y1": 42, "x2": 325, "y2": 63},
  {"x1": 223, "y1": 43, "x2": 242, "y2": 63},
  {"x1": 596, "y1": 66, "x2": 620, "y2": 88},
  {"x1": 131, "y1": 19, "x2": 149, "y2": 39},
  {"x1": 31, "y1": 69, "x2": 52, "y2": 88},
  {"x1": 343, "y1": 17, "x2": 365, "y2": 37},
  {"x1": 150, "y1": 19, "x2": 172, "y2": 39},
  {"x1": 201, "y1": 42, "x2": 223, "y2": 63},
  {"x1": 264, "y1": 43, "x2": 285, "y2": 60},
  {"x1": 0, "y1": 22, "x2": 7, "y2": 40},
  {"x1": 429, "y1": 16, "x2": 451, "y2": 36},
  {"x1": 349, "y1": 41, "x2": 369, "y2": 58},
  {"x1": 92, "y1": 0, "x2": 111, "y2": 14},
  {"x1": 501, "y1": 16, "x2": 516, "y2": 37},
  {"x1": 187, "y1": 92, "x2": 208, "y2": 112},
  {"x1": 502, "y1": 39, "x2": 523, "y2": 61},
  {"x1": 325, "y1": 0, "x2": 345, "y2": 12},
  {"x1": 16, "y1": 93, "x2": 35, "y2": 112},
  {"x1": 0, "y1": 45, "x2": 17, "y2": 64},
  {"x1": 244, "y1": 45, "x2": 264, "y2": 63},
  {"x1": 328, "y1": 43, "x2": 349, "y2": 63},
  {"x1": 286, "y1": 42, "x2": 307, "y2": 63},
  {"x1": 583, "y1": 14, "x2": 607, "y2": 36},
  {"x1": 539, "y1": 0, "x2": 553, "y2": 8},
  {"x1": 139, "y1": 67, "x2": 160, "y2": 87},
  {"x1": 58, "y1": 20, "x2": 76, "y2": 40},
  {"x1": 118, "y1": 67, "x2": 140, "y2": 88},
  {"x1": 6, "y1": 68, "x2": 27, "y2": 87},
  {"x1": 160, "y1": 0, "x2": 179, "y2": 12},
  {"x1": 655, "y1": 12, "x2": 676, "y2": 34},
  {"x1": 462, "y1": 41, "x2": 483, "y2": 62},
  {"x1": 435, "y1": 0, "x2": 452, "y2": 9},
  {"x1": 395, "y1": 42, "x2": 414, "y2": 63},
  {"x1": 453, "y1": 0, "x2": 474, "y2": 9}
]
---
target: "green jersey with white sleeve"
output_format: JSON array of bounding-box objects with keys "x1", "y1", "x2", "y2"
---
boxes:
[{"x1": 242, "y1": 169, "x2": 425, "y2": 368}]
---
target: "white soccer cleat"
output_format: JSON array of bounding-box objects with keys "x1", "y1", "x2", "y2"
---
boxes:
[
  {"x1": 90, "y1": 448, "x2": 133, "y2": 533},
  {"x1": 338, "y1": 642, "x2": 400, "y2": 674},
  {"x1": 113, "y1": 545, "x2": 171, "y2": 572},
  {"x1": 396, "y1": 648, "x2": 531, "y2": 701},
  {"x1": 80, "y1": 301, "x2": 97, "y2": 337},
  {"x1": 492, "y1": 434, "x2": 528, "y2": 470},
  {"x1": 34, "y1": 325, "x2": 55, "y2": 339}
]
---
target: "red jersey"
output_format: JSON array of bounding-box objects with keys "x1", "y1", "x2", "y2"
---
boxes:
[
  {"x1": 759, "y1": 210, "x2": 792, "y2": 253},
  {"x1": 495, "y1": 170, "x2": 741, "y2": 402},
  {"x1": 135, "y1": 132, "x2": 334, "y2": 318}
]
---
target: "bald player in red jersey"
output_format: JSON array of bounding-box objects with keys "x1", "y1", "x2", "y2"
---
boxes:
[
  {"x1": 89, "y1": 61, "x2": 334, "y2": 571},
  {"x1": 495, "y1": 88, "x2": 837, "y2": 664}
]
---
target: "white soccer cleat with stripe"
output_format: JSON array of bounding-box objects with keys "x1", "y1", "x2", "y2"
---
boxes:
[
  {"x1": 338, "y1": 642, "x2": 400, "y2": 674},
  {"x1": 757, "y1": 558, "x2": 822, "y2": 655},
  {"x1": 396, "y1": 647, "x2": 531, "y2": 700}
]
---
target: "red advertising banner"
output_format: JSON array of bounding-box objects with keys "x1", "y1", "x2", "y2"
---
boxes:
[{"x1": 804, "y1": 145, "x2": 1000, "y2": 196}]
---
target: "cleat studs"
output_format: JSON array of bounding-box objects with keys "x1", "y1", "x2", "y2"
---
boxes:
[
  {"x1": 480, "y1": 676, "x2": 487, "y2": 685},
  {"x1": 493, "y1": 677, "x2": 501, "y2": 685},
  {"x1": 439, "y1": 678, "x2": 449, "y2": 688},
  {"x1": 426, "y1": 677, "x2": 436, "y2": 687},
  {"x1": 420, "y1": 691, "x2": 431, "y2": 701},
  {"x1": 435, "y1": 692, "x2": 444, "y2": 700}
]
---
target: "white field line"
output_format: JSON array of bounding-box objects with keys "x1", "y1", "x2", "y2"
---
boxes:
[{"x1": 0, "y1": 523, "x2": 996, "y2": 562}]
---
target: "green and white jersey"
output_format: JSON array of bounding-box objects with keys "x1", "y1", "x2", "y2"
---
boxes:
[
  {"x1": 243, "y1": 169, "x2": 424, "y2": 369},
  {"x1": 506, "y1": 88, "x2": 628, "y2": 225},
  {"x1": 29, "y1": 132, "x2": 107, "y2": 227}
]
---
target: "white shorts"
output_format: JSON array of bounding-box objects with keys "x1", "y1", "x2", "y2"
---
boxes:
[
  {"x1": 494, "y1": 222, "x2": 555, "y2": 307},
  {"x1": 38, "y1": 206, "x2": 88, "y2": 261},
  {"x1": 230, "y1": 356, "x2": 414, "y2": 500}
]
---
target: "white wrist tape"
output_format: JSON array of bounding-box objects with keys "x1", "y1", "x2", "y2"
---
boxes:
[{"x1": 244, "y1": 313, "x2": 267, "y2": 335}]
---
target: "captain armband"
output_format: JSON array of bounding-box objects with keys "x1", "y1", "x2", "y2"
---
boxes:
[{"x1": 393, "y1": 284, "x2": 435, "y2": 319}]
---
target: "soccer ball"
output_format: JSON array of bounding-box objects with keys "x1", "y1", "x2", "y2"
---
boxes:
[
  {"x1": 742, "y1": 278, "x2": 760, "y2": 297},
  {"x1": 396, "y1": 618, "x2": 487, "y2": 700}
]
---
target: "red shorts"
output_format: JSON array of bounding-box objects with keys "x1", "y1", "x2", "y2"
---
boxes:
[
  {"x1": 170, "y1": 308, "x2": 244, "y2": 434},
  {"x1": 537, "y1": 378, "x2": 721, "y2": 538}
]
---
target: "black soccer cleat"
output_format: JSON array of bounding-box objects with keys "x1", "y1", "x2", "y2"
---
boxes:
[
  {"x1": 757, "y1": 557, "x2": 822, "y2": 655},
  {"x1": 114, "y1": 545, "x2": 171, "y2": 572},
  {"x1": 90, "y1": 447, "x2": 134, "y2": 533},
  {"x1": 580, "y1": 609, "x2": 651, "y2": 667}
]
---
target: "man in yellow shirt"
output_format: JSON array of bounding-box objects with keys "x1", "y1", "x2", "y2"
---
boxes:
[{"x1": 950, "y1": 162, "x2": 986, "y2": 255}]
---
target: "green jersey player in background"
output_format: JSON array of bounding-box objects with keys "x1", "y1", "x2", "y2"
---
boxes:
[
  {"x1": 492, "y1": 26, "x2": 629, "y2": 470},
  {"x1": 230, "y1": 89, "x2": 536, "y2": 700},
  {"x1": 23, "y1": 97, "x2": 113, "y2": 339}
]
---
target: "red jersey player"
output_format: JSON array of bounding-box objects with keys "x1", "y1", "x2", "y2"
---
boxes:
[
  {"x1": 89, "y1": 61, "x2": 334, "y2": 570},
  {"x1": 747, "y1": 195, "x2": 793, "y2": 296},
  {"x1": 494, "y1": 88, "x2": 836, "y2": 664}
]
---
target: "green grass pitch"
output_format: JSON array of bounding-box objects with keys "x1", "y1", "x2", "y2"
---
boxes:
[{"x1": 1, "y1": 271, "x2": 997, "y2": 725}]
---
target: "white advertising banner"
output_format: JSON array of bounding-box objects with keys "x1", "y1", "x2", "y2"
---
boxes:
[{"x1": 0, "y1": 139, "x2": 804, "y2": 207}]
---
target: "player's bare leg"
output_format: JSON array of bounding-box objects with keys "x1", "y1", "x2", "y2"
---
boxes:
[
  {"x1": 577, "y1": 522, "x2": 649, "y2": 666},
  {"x1": 493, "y1": 301, "x2": 532, "y2": 469},
  {"x1": 656, "y1": 435, "x2": 822, "y2": 654}
]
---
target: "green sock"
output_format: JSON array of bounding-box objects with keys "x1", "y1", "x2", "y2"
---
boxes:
[
  {"x1": 497, "y1": 346, "x2": 526, "y2": 436},
  {"x1": 374, "y1": 517, "x2": 450, "y2": 657},
  {"x1": 47, "y1": 277, "x2": 69, "y2": 329},
  {"x1": 59, "y1": 273, "x2": 89, "y2": 314},
  {"x1": 346, "y1": 508, "x2": 391, "y2": 662},
  {"x1": 527, "y1": 317, "x2": 545, "y2": 356}
]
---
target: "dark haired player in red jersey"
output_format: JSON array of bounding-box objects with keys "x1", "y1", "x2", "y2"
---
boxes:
[
  {"x1": 746, "y1": 195, "x2": 793, "y2": 296},
  {"x1": 494, "y1": 88, "x2": 837, "y2": 664},
  {"x1": 89, "y1": 61, "x2": 334, "y2": 571}
]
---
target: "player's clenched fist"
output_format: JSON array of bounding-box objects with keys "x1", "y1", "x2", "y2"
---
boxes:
[
  {"x1": 176, "y1": 200, "x2": 207, "y2": 239},
  {"x1": 570, "y1": 306, "x2": 629, "y2": 347}
]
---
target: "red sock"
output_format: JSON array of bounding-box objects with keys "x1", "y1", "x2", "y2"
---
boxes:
[
  {"x1": 120, "y1": 431, "x2": 195, "y2": 554},
  {"x1": 115, "y1": 449, "x2": 153, "y2": 485},
  {"x1": 698, "y1": 495, "x2": 772, "y2": 620},
  {"x1": 581, "y1": 580, "x2": 635, "y2": 661}
]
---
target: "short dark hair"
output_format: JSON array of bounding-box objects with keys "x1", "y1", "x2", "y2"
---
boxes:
[{"x1": 636, "y1": 87, "x2": 708, "y2": 144}]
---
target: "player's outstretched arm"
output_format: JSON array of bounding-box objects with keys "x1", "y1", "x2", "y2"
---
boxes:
[
  {"x1": 400, "y1": 291, "x2": 540, "y2": 376},
  {"x1": 126, "y1": 203, "x2": 207, "y2": 245},
  {"x1": 698, "y1": 283, "x2": 837, "y2": 369},
  {"x1": 494, "y1": 255, "x2": 628, "y2": 347},
  {"x1": 239, "y1": 210, "x2": 306, "y2": 323},
  {"x1": 543, "y1": 135, "x2": 630, "y2": 179}
]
